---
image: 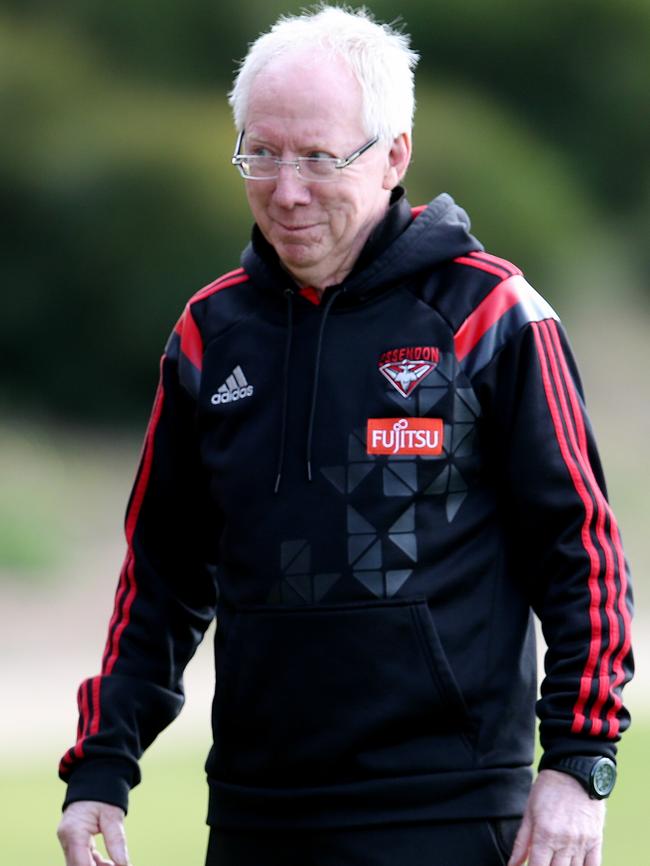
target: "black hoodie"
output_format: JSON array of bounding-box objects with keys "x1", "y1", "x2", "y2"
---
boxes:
[{"x1": 60, "y1": 192, "x2": 633, "y2": 830}]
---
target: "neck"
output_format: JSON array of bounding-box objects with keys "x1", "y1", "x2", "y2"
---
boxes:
[
  {"x1": 283, "y1": 240, "x2": 367, "y2": 293},
  {"x1": 284, "y1": 199, "x2": 391, "y2": 293}
]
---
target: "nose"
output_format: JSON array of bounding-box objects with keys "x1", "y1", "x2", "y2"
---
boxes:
[{"x1": 271, "y1": 163, "x2": 312, "y2": 209}]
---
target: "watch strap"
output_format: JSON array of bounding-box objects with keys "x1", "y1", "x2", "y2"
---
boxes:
[{"x1": 540, "y1": 755, "x2": 616, "y2": 799}]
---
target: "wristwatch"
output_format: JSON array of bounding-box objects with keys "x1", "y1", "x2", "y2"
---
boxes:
[{"x1": 542, "y1": 756, "x2": 617, "y2": 799}]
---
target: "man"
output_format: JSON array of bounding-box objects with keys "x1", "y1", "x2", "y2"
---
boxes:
[{"x1": 57, "y1": 7, "x2": 633, "y2": 866}]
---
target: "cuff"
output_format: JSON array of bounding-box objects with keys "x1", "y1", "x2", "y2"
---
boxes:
[
  {"x1": 538, "y1": 738, "x2": 617, "y2": 774},
  {"x1": 62, "y1": 758, "x2": 137, "y2": 815}
]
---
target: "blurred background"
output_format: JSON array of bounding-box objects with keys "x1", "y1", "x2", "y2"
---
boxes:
[{"x1": 1, "y1": 1, "x2": 648, "y2": 863}]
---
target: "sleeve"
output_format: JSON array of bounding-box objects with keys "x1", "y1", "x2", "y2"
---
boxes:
[
  {"x1": 473, "y1": 312, "x2": 634, "y2": 766},
  {"x1": 58, "y1": 308, "x2": 220, "y2": 813}
]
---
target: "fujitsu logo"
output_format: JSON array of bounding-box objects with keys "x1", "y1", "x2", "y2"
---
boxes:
[
  {"x1": 367, "y1": 418, "x2": 444, "y2": 456},
  {"x1": 211, "y1": 365, "x2": 254, "y2": 405},
  {"x1": 378, "y1": 346, "x2": 440, "y2": 397}
]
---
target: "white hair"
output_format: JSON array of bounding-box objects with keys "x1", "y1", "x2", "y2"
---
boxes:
[{"x1": 228, "y1": 5, "x2": 419, "y2": 142}]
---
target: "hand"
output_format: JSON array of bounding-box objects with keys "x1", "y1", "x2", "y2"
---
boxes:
[
  {"x1": 57, "y1": 800, "x2": 131, "y2": 866},
  {"x1": 508, "y1": 769, "x2": 605, "y2": 866}
]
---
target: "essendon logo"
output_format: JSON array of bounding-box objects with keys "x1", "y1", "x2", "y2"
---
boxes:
[
  {"x1": 378, "y1": 346, "x2": 440, "y2": 397},
  {"x1": 367, "y1": 418, "x2": 444, "y2": 456}
]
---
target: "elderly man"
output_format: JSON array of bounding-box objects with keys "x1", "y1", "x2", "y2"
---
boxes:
[{"x1": 57, "y1": 7, "x2": 633, "y2": 866}]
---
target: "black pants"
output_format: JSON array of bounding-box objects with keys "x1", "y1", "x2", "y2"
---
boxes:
[{"x1": 205, "y1": 818, "x2": 521, "y2": 866}]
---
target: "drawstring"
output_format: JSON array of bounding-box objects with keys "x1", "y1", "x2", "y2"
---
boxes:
[
  {"x1": 274, "y1": 288, "x2": 294, "y2": 494},
  {"x1": 305, "y1": 287, "x2": 343, "y2": 482}
]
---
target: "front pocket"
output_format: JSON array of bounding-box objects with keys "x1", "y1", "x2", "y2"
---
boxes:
[
  {"x1": 212, "y1": 597, "x2": 475, "y2": 786},
  {"x1": 486, "y1": 818, "x2": 522, "y2": 863}
]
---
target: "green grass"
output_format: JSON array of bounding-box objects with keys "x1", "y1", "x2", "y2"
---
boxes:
[{"x1": 2, "y1": 723, "x2": 647, "y2": 865}]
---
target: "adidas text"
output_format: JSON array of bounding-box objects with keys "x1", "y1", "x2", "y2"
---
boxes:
[{"x1": 211, "y1": 365, "x2": 254, "y2": 405}]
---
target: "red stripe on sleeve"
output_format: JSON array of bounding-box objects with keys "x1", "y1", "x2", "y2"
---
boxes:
[
  {"x1": 539, "y1": 321, "x2": 611, "y2": 734},
  {"x1": 175, "y1": 308, "x2": 203, "y2": 372},
  {"x1": 604, "y1": 516, "x2": 633, "y2": 738},
  {"x1": 190, "y1": 268, "x2": 248, "y2": 304},
  {"x1": 454, "y1": 255, "x2": 508, "y2": 279},
  {"x1": 174, "y1": 272, "x2": 250, "y2": 373},
  {"x1": 104, "y1": 557, "x2": 138, "y2": 676},
  {"x1": 454, "y1": 275, "x2": 522, "y2": 361},
  {"x1": 192, "y1": 271, "x2": 249, "y2": 304},
  {"x1": 74, "y1": 680, "x2": 91, "y2": 759},
  {"x1": 101, "y1": 556, "x2": 130, "y2": 671},
  {"x1": 531, "y1": 322, "x2": 604, "y2": 735},
  {"x1": 468, "y1": 250, "x2": 522, "y2": 277},
  {"x1": 89, "y1": 676, "x2": 102, "y2": 736},
  {"x1": 103, "y1": 366, "x2": 166, "y2": 676},
  {"x1": 545, "y1": 321, "x2": 631, "y2": 736}
]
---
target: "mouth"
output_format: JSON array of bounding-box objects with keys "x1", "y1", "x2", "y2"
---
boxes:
[{"x1": 276, "y1": 221, "x2": 319, "y2": 233}]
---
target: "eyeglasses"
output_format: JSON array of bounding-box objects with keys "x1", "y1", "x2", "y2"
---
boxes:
[{"x1": 231, "y1": 130, "x2": 380, "y2": 182}]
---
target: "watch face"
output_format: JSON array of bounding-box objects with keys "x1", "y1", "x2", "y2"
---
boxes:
[{"x1": 592, "y1": 758, "x2": 617, "y2": 797}]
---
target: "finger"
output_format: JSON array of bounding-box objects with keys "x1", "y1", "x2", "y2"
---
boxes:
[
  {"x1": 98, "y1": 812, "x2": 130, "y2": 866},
  {"x1": 526, "y1": 840, "x2": 553, "y2": 866},
  {"x1": 508, "y1": 813, "x2": 533, "y2": 866},
  {"x1": 59, "y1": 840, "x2": 95, "y2": 866},
  {"x1": 91, "y1": 851, "x2": 115, "y2": 866},
  {"x1": 547, "y1": 853, "x2": 572, "y2": 866},
  {"x1": 91, "y1": 841, "x2": 116, "y2": 866},
  {"x1": 585, "y1": 842, "x2": 603, "y2": 866}
]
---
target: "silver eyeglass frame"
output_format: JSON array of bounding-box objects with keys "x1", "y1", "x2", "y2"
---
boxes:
[{"x1": 231, "y1": 130, "x2": 380, "y2": 181}]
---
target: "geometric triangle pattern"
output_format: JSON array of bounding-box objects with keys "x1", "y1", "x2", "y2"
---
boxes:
[
  {"x1": 320, "y1": 466, "x2": 345, "y2": 493},
  {"x1": 281, "y1": 539, "x2": 310, "y2": 575},
  {"x1": 386, "y1": 570, "x2": 412, "y2": 596},
  {"x1": 354, "y1": 571, "x2": 385, "y2": 597},
  {"x1": 348, "y1": 462, "x2": 375, "y2": 492},
  {"x1": 389, "y1": 532, "x2": 418, "y2": 561},
  {"x1": 348, "y1": 534, "x2": 377, "y2": 565},
  {"x1": 425, "y1": 465, "x2": 450, "y2": 496},
  {"x1": 348, "y1": 537, "x2": 382, "y2": 570},
  {"x1": 389, "y1": 505, "x2": 415, "y2": 533},
  {"x1": 276, "y1": 360, "x2": 485, "y2": 602},
  {"x1": 446, "y1": 492, "x2": 467, "y2": 522},
  {"x1": 383, "y1": 463, "x2": 418, "y2": 496},
  {"x1": 417, "y1": 386, "x2": 448, "y2": 416},
  {"x1": 268, "y1": 538, "x2": 343, "y2": 604},
  {"x1": 348, "y1": 506, "x2": 376, "y2": 535}
]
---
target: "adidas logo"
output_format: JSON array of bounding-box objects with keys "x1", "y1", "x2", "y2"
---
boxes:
[{"x1": 210, "y1": 365, "x2": 254, "y2": 405}]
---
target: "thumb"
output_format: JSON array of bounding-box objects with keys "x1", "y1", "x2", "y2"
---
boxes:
[
  {"x1": 98, "y1": 808, "x2": 130, "y2": 866},
  {"x1": 508, "y1": 812, "x2": 532, "y2": 866}
]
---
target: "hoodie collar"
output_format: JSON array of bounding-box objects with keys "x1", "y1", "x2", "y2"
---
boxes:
[{"x1": 241, "y1": 189, "x2": 483, "y2": 304}]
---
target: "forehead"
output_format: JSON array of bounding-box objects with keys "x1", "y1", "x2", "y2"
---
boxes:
[{"x1": 245, "y1": 50, "x2": 366, "y2": 146}]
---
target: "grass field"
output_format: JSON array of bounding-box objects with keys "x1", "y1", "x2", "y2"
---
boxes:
[{"x1": 2, "y1": 721, "x2": 646, "y2": 866}]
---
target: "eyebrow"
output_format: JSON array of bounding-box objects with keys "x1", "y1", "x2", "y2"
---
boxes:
[{"x1": 244, "y1": 133, "x2": 333, "y2": 155}]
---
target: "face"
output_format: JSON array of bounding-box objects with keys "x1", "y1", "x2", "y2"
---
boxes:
[{"x1": 242, "y1": 52, "x2": 410, "y2": 289}]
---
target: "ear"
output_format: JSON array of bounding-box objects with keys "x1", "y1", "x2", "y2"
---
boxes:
[{"x1": 382, "y1": 133, "x2": 412, "y2": 190}]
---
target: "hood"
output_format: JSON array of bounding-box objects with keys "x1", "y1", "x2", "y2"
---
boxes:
[
  {"x1": 241, "y1": 191, "x2": 483, "y2": 302},
  {"x1": 239, "y1": 191, "x2": 484, "y2": 493}
]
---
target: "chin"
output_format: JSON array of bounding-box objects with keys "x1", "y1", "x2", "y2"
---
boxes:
[{"x1": 276, "y1": 242, "x2": 322, "y2": 270}]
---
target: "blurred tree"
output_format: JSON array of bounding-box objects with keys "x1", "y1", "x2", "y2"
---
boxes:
[
  {"x1": 5, "y1": 0, "x2": 649, "y2": 212},
  {"x1": 1, "y1": 2, "x2": 648, "y2": 422}
]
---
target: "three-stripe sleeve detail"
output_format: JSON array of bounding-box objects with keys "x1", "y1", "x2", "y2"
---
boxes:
[
  {"x1": 61, "y1": 268, "x2": 250, "y2": 774},
  {"x1": 454, "y1": 271, "x2": 558, "y2": 377},
  {"x1": 60, "y1": 367, "x2": 166, "y2": 773},
  {"x1": 531, "y1": 319, "x2": 631, "y2": 738},
  {"x1": 59, "y1": 675, "x2": 102, "y2": 771},
  {"x1": 102, "y1": 369, "x2": 166, "y2": 676}
]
